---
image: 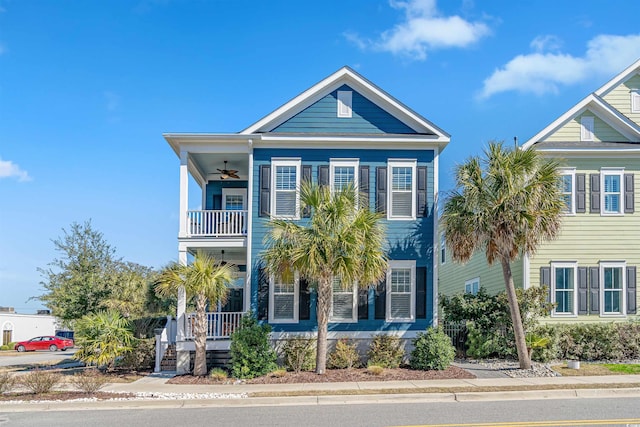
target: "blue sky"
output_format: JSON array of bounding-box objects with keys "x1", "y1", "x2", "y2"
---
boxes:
[{"x1": 1, "y1": 0, "x2": 640, "y2": 313}]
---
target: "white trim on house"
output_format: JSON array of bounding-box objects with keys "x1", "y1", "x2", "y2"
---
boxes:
[
  {"x1": 432, "y1": 147, "x2": 439, "y2": 325},
  {"x1": 559, "y1": 168, "x2": 576, "y2": 215},
  {"x1": 386, "y1": 260, "x2": 416, "y2": 322},
  {"x1": 599, "y1": 261, "x2": 627, "y2": 317},
  {"x1": 269, "y1": 272, "x2": 299, "y2": 324},
  {"x1": 631, "y1": 89, "x2": 640, "y2": 113},
  {"x1": 550, "y1": 262, "x2": 578, "y2": 317},
  {"x1": 221, "y1": 188, "x2": 247, "y2": 210},
  {"x1": 329, "y1": 279, "x2": 358, "y2": 323},
  {"x1": 580, "y1": 116, "x2": 594, "y2": 141},
  {"x1": 337, "y1": 90, "x2": 353, "y2": 118},
  {"x1": 594, "y1": 59, "x2": 640, "y2": 97},
  {"x1": 464, "y1": 277, "x2": 480, "y2": 295},
  {"x1": 270, "y1": 158, "x2": 301, "y2": 220},
  {"x1": 600, "y1": 167, "x2": 625, "y2": 216},
  {"x1": 387, "y1": 159, "x2": 417, "y2": 220}
]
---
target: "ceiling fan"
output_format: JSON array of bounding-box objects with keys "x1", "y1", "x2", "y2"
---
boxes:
[{"x1": 216, "y1": 161, "x2": 240, "y2": 179}]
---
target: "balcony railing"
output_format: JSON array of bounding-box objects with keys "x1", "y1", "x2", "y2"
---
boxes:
[
  {"x1": 186, "y1": 210, "x2": 247, "y2": 237},
  {"x1": 185, "y1": 311, "x2": 245, "y2": 340}
]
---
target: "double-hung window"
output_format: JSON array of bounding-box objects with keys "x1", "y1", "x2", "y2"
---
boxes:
[
  {"x1": 465, "y1": 278, "x2": 480, "y2": 295},
  {"x1": 330, "y1": 159, "x2": 359, "y2": 194},
  {"x1": 600, "y1": 262, "x2": 625, "y2": 316},
  {"x1": 386, "y1": 260, "x2": 415, "y2": 321},
  {"x1": 559, "y1": 170, "x2": 575, "y2": 214},
  {"x1": 601, "y1": 169, "x2": 624, "y2": 215},
  {"x1": 330, "y1": 277, "x2": 357, "y2": 322},
  {"x1": 271, "y1": 159, "x2": 301, "y2": 219},
  {"x1": 269, "y1": 273, "x2": 299, "y2": 323},
  {"x1": 552, "y1": 263, "x2": 577, "y2": 316},
  {"x1": 388, "y1": 160, "x2": 417, "y2": 220},
  {"x1": 440, "y1": 233, "x2": 446, "y2": 265}
]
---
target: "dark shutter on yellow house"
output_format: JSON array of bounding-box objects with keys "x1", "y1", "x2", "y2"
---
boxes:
[
  {"x1": 590, "y1": 174, "x2": 600, "y2": 213},
  {"x1": 577, "y1": 267, "x2": 588, "y2": 315},
  {"x1": 589, "y1": 267, "x2": 600, "y2": 314},
  {"x1": 259, "y1": 165, "x2": 271, "y2": 217},
  {"x1": 540, "y1": 266, "x2": 551, "y2": 302},
  {"x1": 376, "y1": 167, "x2": 387, "y2": 214},
  {"x1": 576, "y1": 174, "x2": 586, "y2": 213},
  {"x1": 624, "y1": 174, "x2": 634, "y2": 214},
  {"x1": 627, "y1": 266, "x2": 636, "y2": 314}
]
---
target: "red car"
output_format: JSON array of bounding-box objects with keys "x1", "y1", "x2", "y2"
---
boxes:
[{"x1": 14, "y1": 336, "x2": 74, "y2": 352}]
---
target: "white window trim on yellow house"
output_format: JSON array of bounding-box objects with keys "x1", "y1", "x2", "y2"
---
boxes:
[
  {"x1": 599, "y1": 261, "x2": 626, "y2": 317},
  {"x1": 551, "y1": 262, "x2": 578, "y2": 317}
]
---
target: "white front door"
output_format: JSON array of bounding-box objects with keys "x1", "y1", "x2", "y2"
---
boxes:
[{"x1": 222, "y1": 188, "x2": 247, "y2": 211}]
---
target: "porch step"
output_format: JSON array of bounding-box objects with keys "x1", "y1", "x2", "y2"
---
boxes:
[{"x1": 160, "y1": 344, "x2": 177, "y2": 371}]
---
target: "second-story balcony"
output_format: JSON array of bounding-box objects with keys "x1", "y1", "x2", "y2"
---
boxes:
[{"x1": 186, "y1": 210, "x2": 247, "y2": 237}]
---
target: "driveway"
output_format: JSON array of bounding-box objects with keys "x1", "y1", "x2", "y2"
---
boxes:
[{"x1": 0, "y1": 348, "x2": 79, "y2": 367}]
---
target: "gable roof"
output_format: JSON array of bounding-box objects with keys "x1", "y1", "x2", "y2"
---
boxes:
[
  {"x1": 522, "y1": 58, "x2": 640, "y2": 150},
  {"x1": 241, "y1": 66, "x2": 450, "y2": 141}
]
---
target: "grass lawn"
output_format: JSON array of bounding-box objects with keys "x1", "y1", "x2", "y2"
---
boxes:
[{"x1": 553, "y1": 363, "x2": 640, "y2": 376}]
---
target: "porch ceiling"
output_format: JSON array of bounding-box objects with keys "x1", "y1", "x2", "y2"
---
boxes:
[{"x1": 190, "y1": 153, "x2": 249, "y2": 181}]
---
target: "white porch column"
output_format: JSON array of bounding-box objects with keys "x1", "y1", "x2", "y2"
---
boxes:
[
  {"x1": 176, "y1": 249, "x2": 189, "y2": 374},
  {"x1": 245, "y1": 140, "x2": 254, "y2": 312},
  {"x1": 179, "y1": 151, "x2": 189, "y2": 238}
]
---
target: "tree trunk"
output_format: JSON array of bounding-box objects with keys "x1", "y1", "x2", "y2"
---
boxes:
[
  {"x1": 193, "y1": 293, "x2": 208, "y2": 376},
  {"x1": 315, "y1": 276, "x2": 332, "y2": 374},
  {"x1": 500, "y1": 257, "x2": 531, "y2": 369}
]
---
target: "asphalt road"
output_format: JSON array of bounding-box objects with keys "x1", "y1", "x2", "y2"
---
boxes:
[
  {"x1": 0, "y1": 348, "x2": 78, "y2": 367},
  {"x1": 2, "y1": 397, "x2": 640, "y2": 427}
]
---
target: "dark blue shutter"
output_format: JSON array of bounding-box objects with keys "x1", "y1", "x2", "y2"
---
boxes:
[
  {"x1": 376, "y1": 167, "x2": 387, "y2": 214},
  {"x1": 417, "y1": 166, "x2": 427, "y2": 217},
  {"x1": 627, "y1": 266, "x2": 636, "y2": 314},
  {"x1": 318, "y1": 165, "x2": 329, "y2": 187},
  {"x1": 589, "y1": 267, "x2": 600, "y2": 314},
  {"x1": 624, "y1": 174, "x2": 634, "y2": 214},
  {"x1": 540, "y1": 266, "x2": 551, "y2": 302},
  {"x1": 299, "y1": 278, "x2": 310, "y2": 320},
  {"x1": 374, "y1": 279, "x2": 386, "y2": 320},
  {"x1": 578, "y1": 267, "x2": 588, "y2": 315},
  {"x1": 590, "y1": 174, "x2": 600, "y2": 213},
  {"x1": 302, "y1": 165, "x2": 312, "y2": 218},
  {"x1": 576, "y1": 174, "x2": 586, "y2": 213},
  {"x1": 259, "y1": 165, "x2": 271, "y2": 217},
  {"x1": 257, "y1": 267, "x2": 269, "y2": 320},
  {"x1": 359, "y1": 165, "x2": 370, "y2": 210},
  {"x1": 358, "y1": 288, "x2": 368, "y2": 320},
  {"x1": 416, "y1": 267, "x2": 427, "y2": 319}
]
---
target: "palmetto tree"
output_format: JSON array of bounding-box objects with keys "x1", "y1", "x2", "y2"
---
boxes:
[
  {"x1": 262, "y1": 181, "x2": 387, "y2": 374},
  {"x1": 441, "y1": 142, "x2": 564, "y2": 369},
  {"x1": 155, "y1": 252, "x2": 236, "y2": 376}
]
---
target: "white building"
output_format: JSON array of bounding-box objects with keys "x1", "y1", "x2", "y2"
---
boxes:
[{"x1": 0, "y1": 313, "x2": 58, "y2": 345}]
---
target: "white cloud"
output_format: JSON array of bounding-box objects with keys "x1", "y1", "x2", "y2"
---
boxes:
[
  {"x1": 479, "y1": 34, "x2": 640, "y2": 99},
  {"x1": 0, "y1": 157, "x2": 31, "y2": 182},
  {"x1": 346, "y1": 0, "x2": 490, "y2": 61}
]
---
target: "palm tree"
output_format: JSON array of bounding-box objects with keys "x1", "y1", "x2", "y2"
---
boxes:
[
  {"x1": 155, "y1": 252, "x2": 236, "y2": 376},
  {"x1": 262, "y1": 181, "x2": 387, "y2": 374},
  {"x1": 441, "y1": 141, "x2": 564, "y2": 369}
]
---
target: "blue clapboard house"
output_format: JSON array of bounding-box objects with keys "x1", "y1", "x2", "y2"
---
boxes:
[{"x1": 162, "y1": 67, "x2": 450, "y2": 373}]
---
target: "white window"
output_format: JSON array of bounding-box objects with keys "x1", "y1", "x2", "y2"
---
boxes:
[
  {"x1": 330, "y1": 159, "x2": 359, "y2": 194},
  {"x1": 269, "y1": 273, "x2": 299, "y2": 323},
  {"x1": 551, "y1": 263, "x2": 577, "y2": 316},
  {"x1": 631, "y1": 89, "x2": 640, "y2": 113},
  {"x1": 387, "y1": 160, "x2": 417, "y2": 220},
  {"x1": 600, "y1": 262, "x2": 626, "y2": 316},
  {"x1": 330, "y1": 277, "x2": 357, "y2": 322},
  {"x1": 440, "y1": 233, "x2": 446, "y2": 265},
  {"x1": 464, "y1": 278, "x2": 480, "y2": 295},
  {"x1": 271, "y1": 159, "x2": 301, "y2": 219},
  {"x1": 559, "y1": 170, "x2": 575, "y2": 214},
  {"x1": 337, "y1": 90, "x2": 352, "y2": 118},
  {"x1": 580, "y1": 116, "x2": 594, "y2": 141},
  {"x1": 386, "y1": 260, "x2": 415, "y2": 322},
  {"x1": 222, "y1": 188, "x2": 247, "y2": 211},
  {"x1": 601, "y1": 168, "x2": 624, "y2": 215}
]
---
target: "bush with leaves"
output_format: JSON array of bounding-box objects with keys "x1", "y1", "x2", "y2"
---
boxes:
[
  {"x1": 209, "y1": 368, "x2": 228, "y2": 381},
  {"x1": 230, "y1": 314, "x2": 277, "y2": 379},
  {"x1": 0, "y1": 372, "x2": 16, "y2": 393},
  {"x1": 410, "y1": 327, "x2": 455, "y2": 370},
  {"x1": 328, "y1": 339, "x2": 361, "y2": 369},
  {"x1": 118, "y1": 338, "x2": 155, "y2": 371},
  {"x1": 73, "y1": 309, "x2": 134, "y2": 371},
  {"x1": 367, "y1": 335, "x2": 404, "y2": 368},
  {"x1": 20, "y1": 369, "x2": 61, "y2": 394},
  {"x1": 71, "y1": 369, "x2": 108, "y2": 394},
  {"x1": 281, "y1": 336, "x2": 316, "y2": 373}
]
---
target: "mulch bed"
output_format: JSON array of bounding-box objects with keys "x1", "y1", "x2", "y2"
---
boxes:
[
  {"x1": 167, "y1": 366, "x2": 475, "y2": 385},
  {"x1": 0, "y1": 391, "x2": 136, "y2": 402}
]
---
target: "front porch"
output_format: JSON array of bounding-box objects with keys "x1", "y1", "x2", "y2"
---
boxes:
[
  {"x1": 186, "y1": 210, "x2": 247, "y2": 237},
  {"x1": 184, "y1": 311, "x2": 244, "y2": 340}
]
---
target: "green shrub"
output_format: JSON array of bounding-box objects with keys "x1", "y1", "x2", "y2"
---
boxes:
[
  {"x1": 230, "y1": 314, "x2": 277, "y2": 379},
  {"x1": 209, "y1": 368, "x2": 228, "y2": 381},
  {"x1": 410, "y1": 327, "x2": 455, "y2": 371},
  {"x1": 71, "y1": 369, "x2": 108, "y2": 394},
  {"x1": 281, "y1": 336, "x2": 316, "y2": 373},
  {"x1": 367, "y1": 365, "x2": 384, "y2": 376},
  {"x1": 328, "y1": 339, "x2": 361, "y2": 369},
  {"x1": 20, "y1": 369, "x2": 61, "y2": 394},
  {"x1": 118, "y1": 338, "x2": 155, "y2": 371},
  {"x1": 0, "y1": 372, "x2": 16, "y2": 393},
  {"x1": 0, "y1": 345, "x2": 9, "y2": 351},
  {"x1": 367, "y1": 335, "x2": 404, "y2": 368},
  {"x1": 465, "y1": 324, "x2": 511, "y2": 359},
  {"x1": 73, "y1": 310, "x2": 134, "y2": 371}
]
